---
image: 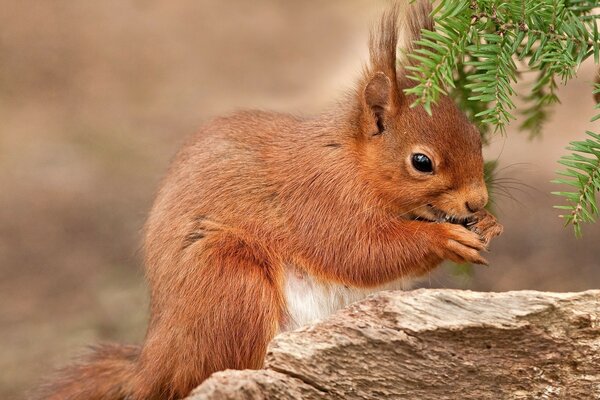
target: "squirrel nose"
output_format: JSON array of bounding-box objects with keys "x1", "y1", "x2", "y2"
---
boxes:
[{"x1": 465, "y1": 195, "x2": 487, "y2": 213}]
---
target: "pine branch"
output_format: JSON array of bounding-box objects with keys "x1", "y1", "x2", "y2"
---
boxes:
[
  {"x1": 405, "y1": 6, "x2": 473, "y2": 114},
  {"x1": 405, "y1": 0, "x2": 600, "y2": 136},
  {"x1": 552, "y1": 84, "x2": 600, "y2": 237},
  {"x1": 464, "y1": 32, "x2": 517, "y2": 133}
]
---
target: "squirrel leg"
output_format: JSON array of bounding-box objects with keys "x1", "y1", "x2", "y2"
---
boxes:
[
  {"x1": 130, "y1": 232, "x2": 283, "y2": 400},
  {"x1": 295, "y1": 217, "x2": 488, "y2": 287}
]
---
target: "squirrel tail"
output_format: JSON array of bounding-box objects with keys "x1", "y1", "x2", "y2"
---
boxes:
[{"x1": 35, "y1": 343, "x2": 139, "y2": 400}]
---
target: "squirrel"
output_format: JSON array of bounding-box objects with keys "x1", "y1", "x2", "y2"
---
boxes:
[{"x1": 38, "y1": 1, "x2": 502, "y2": 399}]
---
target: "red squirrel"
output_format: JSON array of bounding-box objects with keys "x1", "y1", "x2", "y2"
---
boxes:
[{"x1": 40, "y1": 2, "x2": 502, "y2": 399}]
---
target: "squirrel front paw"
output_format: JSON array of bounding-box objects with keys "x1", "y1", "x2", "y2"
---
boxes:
[
  {"x1": 468, "y1": 210, "x2": 503, "y2": 246},
  {"x1": 436, "y1": 223, "x2": 489, "y2": 265}
]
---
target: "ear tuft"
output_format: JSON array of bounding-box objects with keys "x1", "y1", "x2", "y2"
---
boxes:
[
  {"x1": 368, "y1": 4, "x2": 400, "y2": 85},
  {"x1": 397, "y1": 0, "x2": 434, "y2": 68}
]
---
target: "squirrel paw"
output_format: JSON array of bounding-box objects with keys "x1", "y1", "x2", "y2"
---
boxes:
[
  {"x1": 437, "y1": 223, "x2": 489, "y2": 266},
  {"x1": 468, "y1": 210, "x2": 503, "y2": 246}
]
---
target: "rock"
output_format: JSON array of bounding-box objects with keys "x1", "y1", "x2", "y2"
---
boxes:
[
  {"x1": 186, "y1": 289, "x2": 600, "y2": 399},
  {"x1": 187, "y1": 370, "x2": 322, "y2": 399}
]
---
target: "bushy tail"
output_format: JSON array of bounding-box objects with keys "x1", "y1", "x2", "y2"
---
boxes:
[{"x1": 35, "y1": 344, "x2": 140, "y2": 400}]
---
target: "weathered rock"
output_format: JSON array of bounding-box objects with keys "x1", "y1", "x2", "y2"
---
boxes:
[
  {"x1": 187, "y1": 370, "x2": 322, "y2": 399},
  {"x1": 187, "y1": 289, "x2": 600, "y2": 399}
]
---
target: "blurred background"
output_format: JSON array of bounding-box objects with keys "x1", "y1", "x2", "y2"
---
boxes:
[{"x1": 1, "y1": 1, "x2": 598, "y2": 399}]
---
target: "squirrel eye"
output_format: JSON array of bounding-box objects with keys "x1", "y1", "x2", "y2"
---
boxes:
[{"x1": 411, "y1": 153, "x2": 433, "y2": 173}]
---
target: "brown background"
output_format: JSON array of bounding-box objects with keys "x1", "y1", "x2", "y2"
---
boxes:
[{"x1": 1, "y1": 1, "x2": 598, "y2": 399}]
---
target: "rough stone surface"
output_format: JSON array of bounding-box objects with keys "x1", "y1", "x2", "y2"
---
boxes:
[
  {"x1": 186, "y1": 289, "x2": 600, "y2": 399},
  {"x1": 188, "y1": 370, "x2": 322, "y2": 399}
]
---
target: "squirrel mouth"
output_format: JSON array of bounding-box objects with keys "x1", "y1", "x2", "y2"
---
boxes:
[{"x1": 410, "y1": 204, "x2": 475, "y2": 227}]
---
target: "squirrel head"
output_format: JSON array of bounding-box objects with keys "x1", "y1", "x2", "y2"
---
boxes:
[{"x1": 354, "y1": 1, "x2": 487, "y2": 223}]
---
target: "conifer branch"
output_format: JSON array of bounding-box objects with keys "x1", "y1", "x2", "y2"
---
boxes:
[{"x1": 553, "y1": 84, "x2": 600, "y2": 236}]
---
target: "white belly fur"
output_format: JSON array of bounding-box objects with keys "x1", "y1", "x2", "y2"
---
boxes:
[{"x1": 282, "y1": 265, "x2": 412, "y2": 331}]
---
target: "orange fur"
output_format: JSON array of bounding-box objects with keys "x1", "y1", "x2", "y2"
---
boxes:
[{"x1": 38, "y1": 2, "x2": 502, "y2": 399}]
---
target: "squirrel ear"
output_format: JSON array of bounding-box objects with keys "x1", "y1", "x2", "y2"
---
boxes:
[
  {"x1": 364, "y1": 71, "x2": 392, "y2": 134},
  {"x1": 358, "y1": 2, "x2": 433, "y2": 135}
]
